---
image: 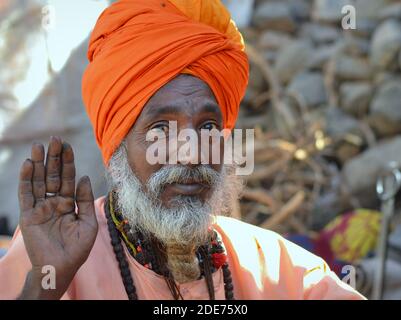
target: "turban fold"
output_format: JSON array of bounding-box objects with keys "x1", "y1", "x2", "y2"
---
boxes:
[{"x1": 82, "y1": 0, "x2": 249, "y2": 165}]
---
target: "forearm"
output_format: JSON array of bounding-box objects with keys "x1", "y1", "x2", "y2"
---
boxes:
[{"x1": 17, "y1": 268, "x2": 74, "y2": 300}]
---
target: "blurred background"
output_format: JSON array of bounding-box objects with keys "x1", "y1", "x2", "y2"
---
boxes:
[{"x1": 1, "y1": 0, "x2": 401, "y2": 299}]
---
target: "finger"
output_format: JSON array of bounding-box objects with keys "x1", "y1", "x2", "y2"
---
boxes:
[
  {"x1": 45, "y1": 136, "x2": 62, "y2": 194},
  {"x1": 18, "y1": 159, "x2": 34, "y2": 212},
  {"x1": 31, "y1": 142, "x2": 45, "y2": 202},
  {"x1": 59, "y1": 142, "x2": 76, "y2": 199},
  {"x1": 76, "y1": 176, "x2": 96, "y2": 222}
]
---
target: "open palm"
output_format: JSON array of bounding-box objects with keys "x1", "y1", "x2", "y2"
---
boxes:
[{"x1": 18, "y1": 137, "x2": 98, "y2": 277}]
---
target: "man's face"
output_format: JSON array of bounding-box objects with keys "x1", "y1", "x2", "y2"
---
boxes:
[
  {"x1": 107, "y1": 74, "x2": 241, "y2": 247},
  {"x1": 125, "y1": 74, "x2": 224, "y2": 206}
]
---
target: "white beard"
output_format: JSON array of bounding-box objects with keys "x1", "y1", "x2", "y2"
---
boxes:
[{"x1": 106, "y1": 141, "x2": 243, "y2": 248}]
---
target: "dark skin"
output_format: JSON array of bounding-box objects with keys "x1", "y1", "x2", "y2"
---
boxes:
[
  {"x1": 126, "y1": 74, "x2": 224, "y2": 204},
  {"x1": 17, "y1": 75, "x2": 224, "y2": 299}
]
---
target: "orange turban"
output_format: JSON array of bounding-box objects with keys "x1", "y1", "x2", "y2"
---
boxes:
[{"x1": 82, "y1": 0, "x2": 249, "y2": 165}]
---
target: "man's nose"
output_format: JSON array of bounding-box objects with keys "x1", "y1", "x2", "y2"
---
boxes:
[{"x1": 175, "y1": 129, "x2": 201, "y2": 167}]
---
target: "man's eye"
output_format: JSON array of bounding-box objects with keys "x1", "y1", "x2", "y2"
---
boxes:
[
  {"x1": 201, "y1": 122, "x2": 218, "y2": 131},
  {"x1": 150, "y1": 124, "x2": 169, "y2": 134}
]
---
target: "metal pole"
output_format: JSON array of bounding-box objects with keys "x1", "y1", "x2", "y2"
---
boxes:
[{"x1": 372, "y1": 162, "x2": 401, "y2": 300}]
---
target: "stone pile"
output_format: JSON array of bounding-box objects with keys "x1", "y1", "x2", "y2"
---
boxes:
[{"x1": 238, "y1": 0, "x2": 401, "y2": 232}]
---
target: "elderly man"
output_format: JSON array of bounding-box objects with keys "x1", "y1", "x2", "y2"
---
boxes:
[{"x1": 0, "y1": 0, "x2": 364, "y2": 300}]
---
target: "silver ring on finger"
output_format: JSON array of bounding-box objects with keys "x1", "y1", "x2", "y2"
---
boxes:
[{"x1": 46, "y1": 192, "x2": 57, "y2": 198}]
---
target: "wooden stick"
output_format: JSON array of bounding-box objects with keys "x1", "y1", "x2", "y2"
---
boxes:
[
  {"x1": 246, "y1": 43, "x2": 296, "y2": 137},
  {"x1": 288, "y1": 216, "x2": 308, "y2": 234},
  {"x1": 248, "y1": 155, "x2": 291, "y2": 182},
  {"x1": 261, "y1": 190, "x2": 305, "y2": 230},
  {"x1": 241, "y1": 187, "x2": 279, "y2": 211}
]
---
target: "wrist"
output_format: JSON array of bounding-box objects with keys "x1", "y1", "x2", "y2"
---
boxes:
[{"x1": 18, "y1": 267, "x2": 74, "y2": 300}]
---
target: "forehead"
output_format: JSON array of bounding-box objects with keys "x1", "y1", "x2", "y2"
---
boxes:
[{"x1": 139, "y1": 74, "x2": 221, "y2": 119}]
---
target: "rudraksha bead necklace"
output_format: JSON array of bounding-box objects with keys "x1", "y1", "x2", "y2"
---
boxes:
[{"x1": 105, "y1": 192, "x2": 234, "y2": 300}]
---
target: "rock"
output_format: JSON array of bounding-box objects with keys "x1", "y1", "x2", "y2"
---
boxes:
[
  {"x1": 370, "y1": 19, "x2": 401, "y2": 70},
  {"x1": 253, "y1": 1, "x2": 297, "y2": 33},
  {"x1": 236, "y1": 108, "x2": 270, "y2": 130},
  {"x1": 249, "y1": 62, "x2": 268, "y2": 92},
  {"x1": 243, "y1": 59, "x2": 268, "y2": 106},
  {"x1": 310, "y1": 173, "x2": 347, "y2": 231},
  {"x1": 342, "y1": 136, "x2": 401, "y2": 208},
  {"x1": 323, "y1": 108, "x2": 364, "y2": 166},
  {"x1": 274, "y1": 40, "x2": 314, "y2": 84},
  {"x1": 336, "y1": 143, "x2": 362, "y2": 165},
  {"x1": 369, "y1": 80, "x2": 401, "y2": 136},
  {"x1": 371, "y1": 80, "x2": 401, "y2": 121},
  {"x1": 378, "y1": 2, "x2": 401, "y2": 20},
  {"x1": 286, "y1": 72, "x2": 327, "y2": 109},
  {"x1": 312, "y1": 0, "x2": 350, "y2": 23},
  {"x1": 324, "y1": 107, "x2": 360, "y2": 138},
  {"x1": 342, "y1": 35, "x2": 370, "y2": 57},
  {"x1": 373, "y1": 72, "x2": 401, "y2": 87},
  {"x1": 312, "y1": 0, "x2": 390, "y2": 33},
  {"x1": 270, "y1": 96, "x2": 301, "y2": 138},
  {"x1": 242, "y1": 87, "x2": 258, "y2": 108},
  {"x1": 367, "y1": 113, "x2": 401, "y2": 138},
  {"x1": 300, "y1": 23, "x2": 340, "y2": 44},
  {"x1": 399, "y1": 50, "x2": 401, "y2": 70},
  {"x1": 339, "y1": 82, "x2": 372, "y2": 117},
  {"x1": 258, "y1": 30, "x2": 293, "y2": 51},
  {"x1": 357, "y1": 255, "x2": 401, "y2": 299},
  {"x1": 332, "y1": 54, "x2": 372, "y2": 81},
  {"x1": 307, "y1": 42, "x2": 344, "y2": 70},
  {"x1": 355, "y1": 0, "x2": 397, "y2": 21},
  {"x1": 350, "y1": 19, "x2": 378, "y2": 38},
  {"x1": 314, "y1": 35, "x2": 367, "y2": 60},
  {"x1": 288, "y1": 0, "x2": 311, "y2": 20},
  {"x1": 243, "y1": 62, "x2": 268, "y2": 107}
]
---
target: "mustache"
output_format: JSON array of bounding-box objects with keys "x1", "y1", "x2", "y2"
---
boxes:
[{"x1": 146, "y1": 165, "x2": 220, "y2": 195}]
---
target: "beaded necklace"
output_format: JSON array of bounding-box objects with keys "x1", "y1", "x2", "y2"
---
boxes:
[{"x1": 105, "y1": 192, "x2": 235, "y2": 300}]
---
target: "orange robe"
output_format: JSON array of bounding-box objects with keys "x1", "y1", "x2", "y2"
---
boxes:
[{"x1": 0, "y1": 196, "x2": 365, "y2": 300}]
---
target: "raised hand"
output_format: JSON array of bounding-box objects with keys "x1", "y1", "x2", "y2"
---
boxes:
[{"x1": 17, "y1": 136, "x2": 98, "y2": 299}]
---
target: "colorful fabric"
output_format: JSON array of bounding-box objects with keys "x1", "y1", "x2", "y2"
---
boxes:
[
  {"x1": 317, "y1": 209, "x2": 380, "y2": 264},
  {"x1": 287, "y1": 209, "x2": 381, "y2": 276},
  {"x1": 82, "y1": 0, "x2": 249, "y2": 165}
]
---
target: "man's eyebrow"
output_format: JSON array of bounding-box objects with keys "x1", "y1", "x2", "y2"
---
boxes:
[{"x1": 144, "y1": 102, "x2": 222, "y2": 118}]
